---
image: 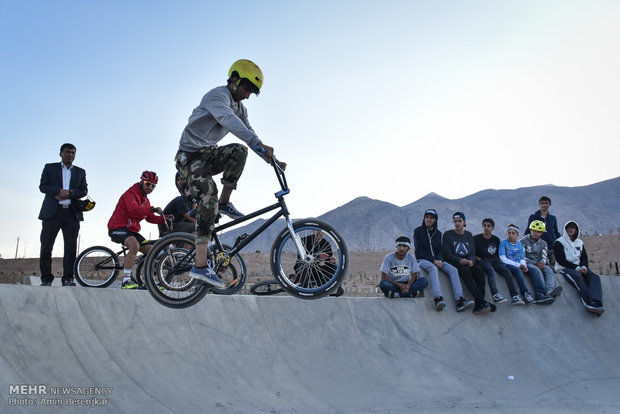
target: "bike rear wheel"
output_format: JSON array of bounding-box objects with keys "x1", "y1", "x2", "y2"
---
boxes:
[
  {"x1": 270, "y1": 219, "x2": 348, "y2": 299},
  {"x1": 209, "y1": 244, "x2": 247, "y2": 295},
  {"x1": 143, "y1": 232, "x2": 209, "y2": 308},
  {"x1": 74, "y1": 246, "x2": 120, "y2": 288},
  {"x1": 250, "y1": 279, "x2": 285, "y2": 296}
]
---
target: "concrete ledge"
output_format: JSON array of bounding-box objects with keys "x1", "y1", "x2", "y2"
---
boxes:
[{"x1": 0, "y1": 275, "x2": 619, "y2": 413}]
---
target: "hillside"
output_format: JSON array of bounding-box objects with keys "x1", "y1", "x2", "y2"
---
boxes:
[{"x1": 220, "y1": 176, "x2": 620, "y2": 251}]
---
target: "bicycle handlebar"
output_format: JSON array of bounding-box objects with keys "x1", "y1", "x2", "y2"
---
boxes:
[{"x1": 253, "y1": 145, "x2": 289, "y2": 197}]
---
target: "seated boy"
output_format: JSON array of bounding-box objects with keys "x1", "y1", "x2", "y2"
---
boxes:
[
  {"x1": 474, "y1": 218, "x2": 524, "y2": 306},
  {"x1": 554, "y1": 221, "x2": 604, "y2": 315},
  {"x1": 499, "y1": 224, "x2": 553, "y2": 305},
  {"x1": 520, "y1": 220, "x2": 563, "y2": 299},
  {"x1": 413, "y1": 209, "x2": 472, "y2": 312},
  {"x1": 379, "y1": 236, "x2": 428, "y2": 298}
]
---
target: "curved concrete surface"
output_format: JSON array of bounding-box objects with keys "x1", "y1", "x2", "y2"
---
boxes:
[{"x1": 1, "y1": 276, "x2": 619, "y2": 413}]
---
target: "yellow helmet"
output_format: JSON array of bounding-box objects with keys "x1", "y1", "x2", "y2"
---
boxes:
[
  {"x1": 529, "y1": 220, "x2": 546, "y2": 232},
  {"x1": 228, "y1": 59, "x2": 263, "y2": 93}
]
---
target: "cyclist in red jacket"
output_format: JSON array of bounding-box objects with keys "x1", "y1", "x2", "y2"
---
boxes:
[{"x1": 108, "y1": 171, "x2": 166, "y2": 289}]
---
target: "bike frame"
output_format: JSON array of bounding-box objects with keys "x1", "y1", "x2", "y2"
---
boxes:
[{"x1": 210, "y1": 159, "x2": 309, "y2": 260}]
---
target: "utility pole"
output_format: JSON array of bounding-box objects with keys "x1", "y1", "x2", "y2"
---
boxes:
[{"x1": 15, "y1": 237, "x2": 19, "y2": 259}]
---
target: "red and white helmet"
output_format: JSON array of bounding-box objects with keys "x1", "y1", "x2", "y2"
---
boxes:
[{"x1": 140, "y1": 170, "x2": 158, "y2": 184}]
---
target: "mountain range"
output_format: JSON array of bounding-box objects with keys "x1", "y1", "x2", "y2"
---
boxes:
[{"x1": 220, "y1": 176, "x2": 620, "y2": 252}]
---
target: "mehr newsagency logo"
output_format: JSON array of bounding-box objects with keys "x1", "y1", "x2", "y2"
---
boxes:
[{"x1": 8, "y1": 384, "x2": 112, "y2": 407}]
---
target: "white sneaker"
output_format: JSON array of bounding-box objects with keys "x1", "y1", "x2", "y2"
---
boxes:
[
  {"x1": 523, "y1": 291, "x2": 535, "y2": 304},
  {"x1": 492, "y1": 293, "x2": 507, "y2": 304}
]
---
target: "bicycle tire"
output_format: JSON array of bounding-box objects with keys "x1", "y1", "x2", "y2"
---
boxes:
[
  {"x1": 134, "y1": 260, "x2": 143, "y2": 286},
  {"x1": 143, "y1": 232, "x2": 209, "y2": 309},
  {"x1": 74, "y1": 246, "x2": 120, "y2": 288},
  {"x1": 270, "y1": 219, "x2": 348, "y2": 299},
  {"x1": 250, "y1": 279, "x2": 285, "y2": 296},
  {"x1": 209, "y1": 244, "x2": 247, "y2": 295}
]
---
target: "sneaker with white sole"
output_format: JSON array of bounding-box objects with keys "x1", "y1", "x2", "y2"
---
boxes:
[
  {"x1": 547, "y1": 285, "x2": 563, "y2": 299},
  {"x1": 535, "y1": 294, "x2": 554, "y2": 305},
  {"x1": 218, "y1": 202, "x2": 244, "y2": 219},
  {"x1": 189, "y1": 265, "x2": 225, "y2": 288},
  {"x1": 511, "y1": 295, "x2": 525, "y2": 306},
  {"x1": 456, "y1": 297, "x2": 474, "y2": 312},
  {"x1": 434, "y1": 296, "x2": 446, "y2": 311},
  {"x1": 581, "y1": 298, "x2": 605, "y2": 315},
  {"x1": 523, "y1": 291, "x2": 535, "y2": 304},
  {"x1": 472, "y1": 300, "x2": 491, "y2": 315},
  {"x1": 492, "y1": 293, "x2": 507, "y2": 304},
  {"x1": 388, "y1": 291, "x2": 400, "y2": 298}
]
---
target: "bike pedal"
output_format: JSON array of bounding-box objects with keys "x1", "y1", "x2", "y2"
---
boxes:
[{"x1": 233, "y1": 233, "x2": 250, "y2": 248}]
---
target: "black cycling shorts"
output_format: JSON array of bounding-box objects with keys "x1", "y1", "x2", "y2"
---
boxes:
[{"x1": 108, "y1": 228, "x2": 148, "y2": 246}]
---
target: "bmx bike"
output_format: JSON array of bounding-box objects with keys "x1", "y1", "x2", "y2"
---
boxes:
[
  {"x1": 73, "y1": 242, "x2": 155, "y2": 288},
  {"x1": 142, "y1": 155, "x2": 349, "y2": 308},
  {"x1": 250, "y1": 279, "x2": 344, "y2": 297}
]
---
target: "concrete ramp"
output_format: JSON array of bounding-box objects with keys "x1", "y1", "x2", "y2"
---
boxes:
[{"x1": 1, "y1": 276, "x2": 619, "y2": 414}]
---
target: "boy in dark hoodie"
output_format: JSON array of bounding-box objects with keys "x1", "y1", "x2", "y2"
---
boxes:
[
  {"x1": 554, "y1": 221, "x2": 604, "y2": 315},
  {"x1": 443, "y1": 212, "x2": 495, "y2": 315},
  {"x1": 413, "y1": 209, "x2": 473, "y2": 312}
]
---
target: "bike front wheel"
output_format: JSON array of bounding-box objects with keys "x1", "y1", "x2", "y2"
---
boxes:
[
  {"x1": 74, "y1": 246, "x2": 120, "y2": 288},
  {"x1": 143, "y1": 232, "x2": 209, "y2": 308},
  {"x1": 270, "y1": 219, "x2": 348, "y2": 299}
]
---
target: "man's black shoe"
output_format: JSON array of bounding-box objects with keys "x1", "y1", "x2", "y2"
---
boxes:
[{"x1": 62, "y1": 279, "x2": 76, "y2": 286}]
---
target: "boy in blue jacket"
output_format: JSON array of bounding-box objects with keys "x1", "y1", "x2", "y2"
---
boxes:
[{"x1": 499, "y1": 225, "x2": 553, "y2": 305}]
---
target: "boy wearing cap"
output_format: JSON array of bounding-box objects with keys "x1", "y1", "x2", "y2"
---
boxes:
[
  {"x1": 442, "y1": 212, "x2": 494, "y2": 315},
  {"x1": 521, "y1": 220, "x2": 563, "y2": 299},
  {"x1": 379, "y1": 236, "x2": 429, "y2": 298},
  {"x1": 413, "y1": 209, "x2": 473, "y2": 312},
  {"x1": 499, "y1": 225, "x2": 553, "y2": 304},
  {"x1": 554, "y1": 221, "x2": 604, "y2": 315}
]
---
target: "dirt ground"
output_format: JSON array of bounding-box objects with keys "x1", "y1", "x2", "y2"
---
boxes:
[{"x1": 2, "y1": 235, "x2": 619, "y2": 286}]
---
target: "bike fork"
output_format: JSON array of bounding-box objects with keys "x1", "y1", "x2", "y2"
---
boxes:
[{"x1": 285, "y1": 216, "x2": 310, "y2": 260}]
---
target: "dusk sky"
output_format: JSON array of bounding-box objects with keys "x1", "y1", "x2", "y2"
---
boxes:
[{"x1": 1, "y1": 0, "x2": 619, "y2": 258}]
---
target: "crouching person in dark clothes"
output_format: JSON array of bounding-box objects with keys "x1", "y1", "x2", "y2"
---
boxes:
[{"x1": 379, "y1": 236, "x2": 428, "y2": 298}]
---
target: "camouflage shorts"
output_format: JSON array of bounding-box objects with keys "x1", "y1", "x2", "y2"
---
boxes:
[{"x1": 175, "y1": 144, "x2": 247, "y2": 244}]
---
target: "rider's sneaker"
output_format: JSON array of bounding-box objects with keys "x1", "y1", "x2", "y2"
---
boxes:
[
  {"x1": 121, "y1": 278, "x2": 141, "y2": 290},
  {"x1": 218, "y1": 202, "x2": 244, "y2": 219},
  {"x1": 492, "y1": 292, "x2": 507, "y2": 304},
  {"x1": 511, "y1": 295, "x2": 525, "y2": 306},
  {"x1": 189, "y1": 265, "x2": 225, "y2": 288}
]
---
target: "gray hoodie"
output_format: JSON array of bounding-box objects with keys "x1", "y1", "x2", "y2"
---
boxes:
[
  {"x1": 520, "y1": 235, "x2": 548, "y2": 265},
  {"x1": 179, "y1": 86, "x2": 260, "y2": 152}
]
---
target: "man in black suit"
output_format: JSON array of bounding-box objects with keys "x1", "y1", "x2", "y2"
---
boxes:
[{"x1": 38, "y1": 143, "x2": 88, "y2": 286}]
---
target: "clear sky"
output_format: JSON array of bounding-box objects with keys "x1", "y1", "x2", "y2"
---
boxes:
[{"x1": 1, "y1": 0, "x2": 619, "y2": 258}]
